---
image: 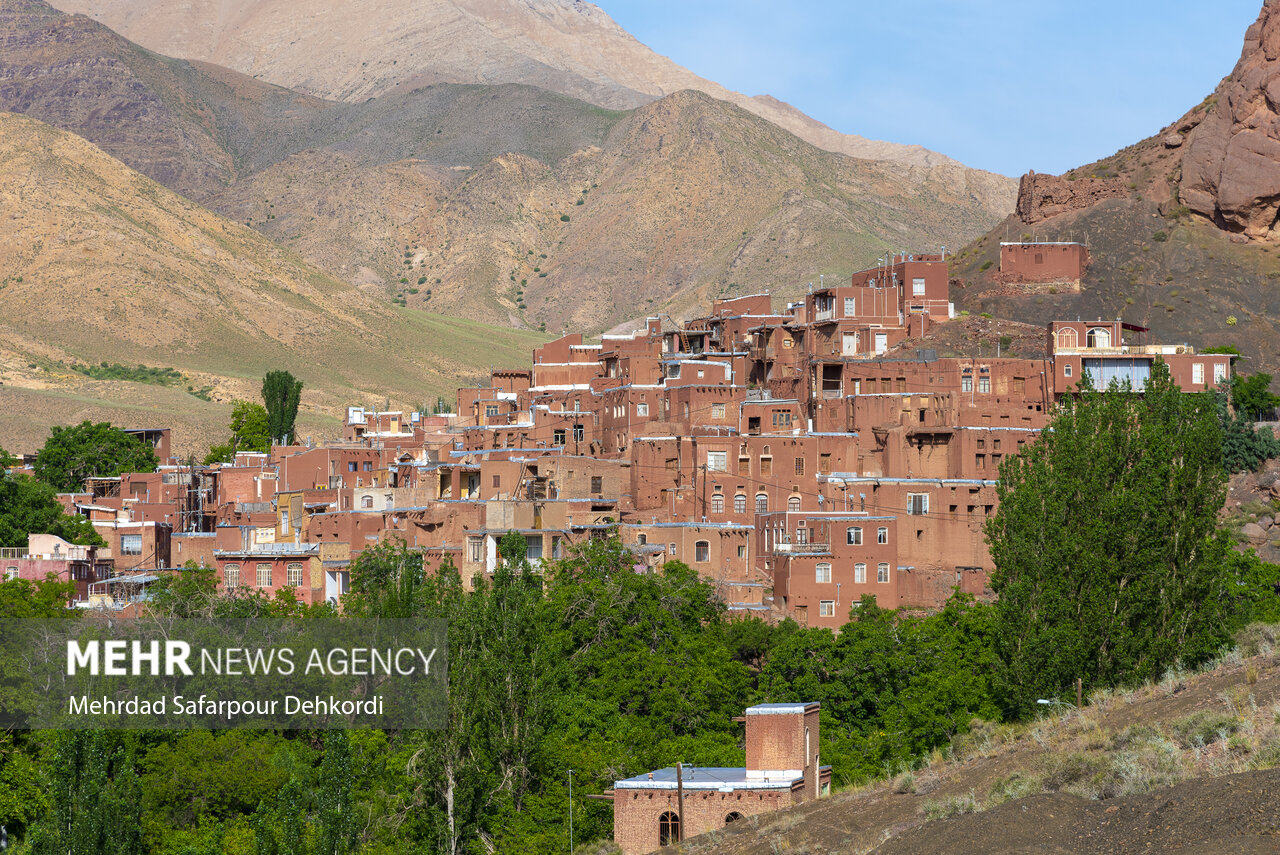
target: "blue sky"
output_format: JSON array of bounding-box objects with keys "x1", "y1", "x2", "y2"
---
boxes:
[{"x1": 598, "y1": 1, "x2": 1261, "y2": 177}]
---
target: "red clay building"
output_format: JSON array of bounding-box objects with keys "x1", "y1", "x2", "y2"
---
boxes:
[{"x1": 610, "y1": 702, "x2": 830, "y2": 855}]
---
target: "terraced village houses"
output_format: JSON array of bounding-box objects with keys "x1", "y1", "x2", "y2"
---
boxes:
[{"x1": 5, "y1": 250, "x2": 1233, "y2": 627}]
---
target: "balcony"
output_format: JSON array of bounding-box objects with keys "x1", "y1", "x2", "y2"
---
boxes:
[{"x1": 772, "y1": 542, "x2": 830, "y2": 555}]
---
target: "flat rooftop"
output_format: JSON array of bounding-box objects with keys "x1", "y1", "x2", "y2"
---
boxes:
[{"x1": 614, "y1": 766, "x2": 801, "y2": 791}]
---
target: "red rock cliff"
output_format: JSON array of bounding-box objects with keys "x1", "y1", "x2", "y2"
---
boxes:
[
  {"x1": 1015, "y1": 170, "x2": 1127, "y2": 224},
  {"x1": 1180, "y1": 0, "x2": 1280, "y2": 238}
]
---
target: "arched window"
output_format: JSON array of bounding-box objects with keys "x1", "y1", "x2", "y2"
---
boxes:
[
  {"x1": 1056, "y1": 327, "x2": 1078, "y2": 349},
  {"x1": 711, "y1": 494, "x2": 725, "y2": 514},
  {"x1": 755, "y1": 493, "x2": 768, "y2": 514},
  {"x1": 361, "y1": 495, "x2": 374, "y2": 509},
  {"x1": 877, "y1": 563, "x2": 890, "y2": 583},
  {"x1": 788, "y1": 495, "x2": 801, "y2": 512},
  {"x1": 725, "y1": 812, "x2": 745, "y2": 825},
  {"x1": 695, "y1": 541, "x2": 710, "y2": 562},
  {"x1": 1086, "y1": 327, "x2": 1111, "y2": 348},
  {"x1": 257, "y1": 563, "x2": 272, "y2": 588},
  {"x1": 659, "y1": 811, "x2": 681, "y2": 845},
  {"x1": 286, "y1": 562, "x2": 304, "y2": 587},
  {"x1": 815, "y1": 563, "x2": 831, "y2": 583},
  {"x1": 224, "y1": 564, "x2": 240, "y2": 589},
  {"x1": 734, "y1": 494, "x2": 747, "y2": 514}
]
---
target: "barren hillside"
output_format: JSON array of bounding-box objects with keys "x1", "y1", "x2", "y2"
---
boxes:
[{"x1": 0, "y1": 112, "x2": 546, "y2": 454}]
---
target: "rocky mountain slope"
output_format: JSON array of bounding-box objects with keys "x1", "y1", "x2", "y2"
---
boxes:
[
  {"x1": 0, "y1": 112, "x2": 546, "y2": 454},
  {"x1": 46, "y1": 0, "x2": 1014, "y2": 197},
  {"x1": 2, "y1": 0, "x2": 1009, "y2": 334},
  {"x1": 947, "y1": 0, "x2": 1280, "y2": 380},
  {"x1": 670, "y1": 629, "x2": 1280, "y2": 854}
]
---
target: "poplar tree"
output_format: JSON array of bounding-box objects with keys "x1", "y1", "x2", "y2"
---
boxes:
[
  {"x1": 262, "y1": 371, "x2": 303, "y2": 446},
  {"x1": 986, "y1": 362, "x2": 1231, "y2": 716}
]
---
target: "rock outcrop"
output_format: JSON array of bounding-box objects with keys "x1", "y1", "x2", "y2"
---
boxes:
[
  {"x1": 1015, "y1": 170, "x2": 1128, "y2": 224},
  {"x1": 1180, "y1": 0, "x2": 1280, "y2": 238}
]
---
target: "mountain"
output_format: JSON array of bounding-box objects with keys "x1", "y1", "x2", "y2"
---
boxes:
[
  {"x1": 947, "y1": 0, "x2": 1280, "y2": 380},
  {"x1": 44, "y1": 0, "x2": 1015, "y2": 194},
  {"x1": 2, "y1": 0, "x2": 1010, "y2": 335},
  {"x1": 0, "y1": 111, "x2": 546, "y2": 454}
]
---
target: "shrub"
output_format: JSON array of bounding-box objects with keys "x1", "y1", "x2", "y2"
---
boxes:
[
  {"x1": 1153, "y1": 231, "x2": 1168, "y2": 242},
  {"x1": 919, "y1": 792, "x2": 978, "y2": 821},
  {"x1": 1169, "y1": 712, "x2": 1240, "y2": 748},
  {"x1": 560, "y1": 214, "x2": 570, "y2": 222},
  {"x1": 980, "y1": 260, "x2": 993, "y2": 271}
]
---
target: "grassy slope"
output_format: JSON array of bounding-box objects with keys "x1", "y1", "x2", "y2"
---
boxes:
[{"x1": 668, "y1": 627, "x2": 1280, "y2": 855}]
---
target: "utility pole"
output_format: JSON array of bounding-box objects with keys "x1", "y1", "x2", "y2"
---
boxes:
[{"x1": 675, "y1": 762, "x2": 686, "y2": 843}]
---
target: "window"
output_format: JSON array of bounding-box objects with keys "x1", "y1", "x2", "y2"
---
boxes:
[
  {"x1": 362, "y1": 495, "x2": 374, "y2": 509},
  {"x1": 711, "y1": 494, "x2": 725, "y2": 514},
  {"x1": 573, "y1": 424, "x2": 584, "y2": 442},
  {"x1": 788, "y1": 496, "x2": 801, "y2": 512},
  {"x1": 636, "y1": 402, "x2": 649, "y2": 417},
  {"x1": 1086, "y1": 327, "x2": 1111, "y2": 348},
  {"x1": 755, "y1": 494, "x2": 768, "y2": 514},
  {"x1": 976, "y1": 454, "x2": 986, "y2": 469},
  {"x1": 877, "y1": 563, "x2": 890, "y2": 583},
  {"x1": 738, "y1": 545, "x2": 747, "y2": 558},
  {"x1": 877, "y1": 527, "x2": 888, "y2": 544},
  {"x1": 794, "y1": 457, "x2": 805, "y2": 476},
  {"x1": 281, "y1": 510, "x2": 290, "y2": 529},
  {"x1": 912, "y1": 277, "x2": 926, "y2": 296},
  {"x1": 819, "y1": 600, "x2": 835, "y2": 617},
  {"x1": 961, "y1": 376, "x2": 972, "y2": 393},
  {"x1": 287, "y1": 563, "x2": 304, "y2": 587},
  {"x1": 4, "y1": 567, "x2": 16, "y2": 581},
  {"x1": 695, "y1": 541, "x2": 710, "y2": 562},
  {"x1": 224, "y1": 564, "x2": 240, "y2": 589},
  {"x1": 591, "y1": 476, "x2": 603, "y2": 493},
  {"x1": 760, "y1": 456, "x2": 772, "y2": 476},
  {"x1": 1192, "y1": 363, "x2": 1204, "y2": 385},
  {"x1": 854, "y1": 563, "x2": 866, "y2": 583},
  {"x1": 844, "y1": 297, "x2": 856, "y2": 316},
  {"x1": 816, "y1": 563, "x2": 832, "y2": 583},
  {"x1": 525, "y1": 535, "x2": 543, "y2": 561},
  {"x1": 772, "y1": 410, "x2": 792, "y2": 428},
  {"x1": 257, "y1": 563, "x2": 272, "y2": 588},
  {"x1": 363, "y1": 461, "x2": 373, "y2": 472},
  {"x1": 734, "y1": 494, "x2": 747, "y2": 514},
  {"x1": 485, "y1": 404, "x2": 499, "y2": 418},
  {"x1": 492, "y1": 474, "x2": 501, "y2": 488},
  {"x1": 120, "y1": 534, "x2": 142, "y2": 556},
  {"x1": 707, "y1": 451, "x2": 728, "y2": 472},
  {"x1": 908, "y1": 493, "x2": 929, "y2": 515},
  {"x1": 669, "y1": 543, "x2": 677, "y2": 557},
  {"x1": 711, "y1": 403, "x2": 726, "y2": 419},
  {"x1": 468, "y1": 537, "x2": 483, "y2": 563},
  {"x1": 847, "y1": 526, "x2": 863, "y2": 545},
  {"x1": 978, "y1": 377, "x2": 990, "y2": 394},
  {"x1": 1064, "y1": 364, "x2": 1073, "y2": 378},
  {"x1": 1214, "y1": 363, "x2": 1228, "y2": 384},
  {"x1": 348, "y1": 462, "x2": 358, "y2": 472},
  {"x1": 659, "y1": 811, "x2": 681, "y2": 846},
  {"x1": 553, "y1": 428, "x2": 566, "y2": 446}
]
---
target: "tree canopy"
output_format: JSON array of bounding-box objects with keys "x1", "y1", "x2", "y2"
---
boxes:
[
  {"x1": 986, "y1": 363, "x2": 1232, "y2": 715},
  {"x1": 204, "y1": 400, "x2": 272, "y2": 464},
  {"x1": 262, "y1": 370, "x2": 303, "y2": 446},
  {"x1": 32, "y1": 421, "x2": 157, "y2": 492},
  {"x1": 0, "y1": 473, "x2": 103, "y2": 549}
]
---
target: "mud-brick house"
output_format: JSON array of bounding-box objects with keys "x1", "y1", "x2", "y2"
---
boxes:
[{"x1": 608, "y1": 703, "x2": 830, "y2": 854}]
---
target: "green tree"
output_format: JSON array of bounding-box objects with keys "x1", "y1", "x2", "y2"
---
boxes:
[
  {"x1": 262, "y1": 371, "x2": 303, "y2": 445},
  {"x1": 205, "y1": 401, "x2": 272, "y2": 463},
  {"x1": 29, "y1": 732, "x2": 144, "y2": 855},
  {"x1": 0, "y1": 473, "x2": 103, "y2": 548},
  {"x1": 0, "y1": 445, "x2": 16, "y2": 469},
  {"x1": 1218, "y1": 389, "x2": 1280, "y2": 472},
  {"x1": 32, "y1": 421, "x2": 158, "y2": 491},
  {"x1": 1231, "y1": 371, "x2": 1280, "y2": 420},
  {"x1": 986, "y1": 363, "x2": 1232, "y2": 717}
]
